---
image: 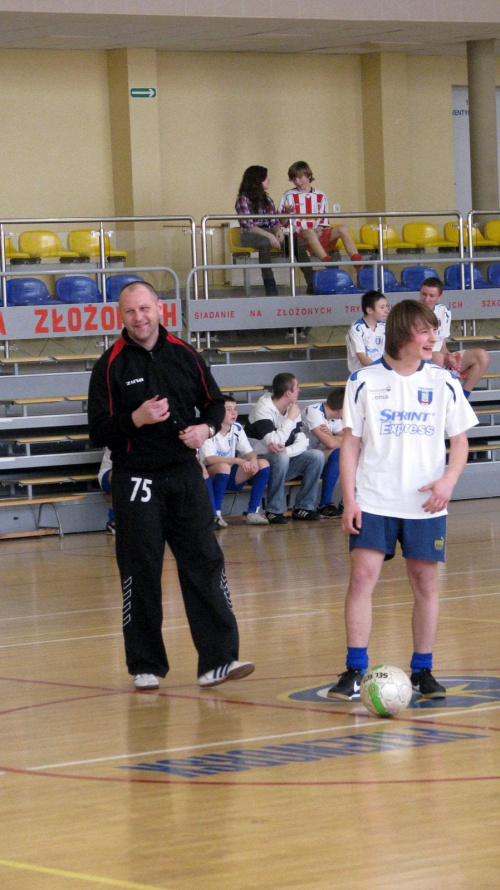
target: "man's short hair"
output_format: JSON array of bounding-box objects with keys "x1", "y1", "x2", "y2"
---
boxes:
[
  {"x1": 287, "y1": 161, "x2": 314, "y2": 183},
  {"x1": 362, "y1": 290, "x2": 385, "y2": 314},
  {"x1": 325, "y1": 388, "x2": 345, "y2": 411},
  {"x1": 420, "y1": 276, "x2": 443, "y2": 295},
  {"x1": 272, "y1": 372, "x2": 297, "y2": 399},
  {"x1": 385, "y1": 300, "x2": 438, "y2": 359},
  {"x1": 119, "y1": 280, "x2": 158, "y2": 301},
  {"x1": 224, "y1": 396, "x2": 237, "y2": 406}
]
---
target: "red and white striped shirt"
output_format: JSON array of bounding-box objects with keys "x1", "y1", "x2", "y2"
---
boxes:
[{"x1": 278, "y1": 187, "x2": 329, "y2": 231}]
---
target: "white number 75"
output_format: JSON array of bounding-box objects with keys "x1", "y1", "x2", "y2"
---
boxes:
[{"x1": 130, "y1": 477, "x2": 152, "y2": 502}]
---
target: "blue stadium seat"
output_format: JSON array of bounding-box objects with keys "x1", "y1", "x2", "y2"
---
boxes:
[
  {"x1": 357, "y1": 267, "x2": 410, "y2": 293},
  {"x1": 55, "y1": 276, "x2": 102, "y2": 303},
  {"x1": 6, "y1": 277, "x2": 53, "y2": 306},
  {"x1": 313, "y1": 268, "x2": 362, "y2": 295},
  {"x1": 487, "y1": 263, "x2": 500, "y2": 287},
  {"x1": 106, "y1": 274, "x2": 144, "y2": 301},
  {"x1": 400, "y1": 265, "x2": 439, "y2": 291},
  {"x1": 443, "y1": 265, "x2": 489, "y2": 290}
]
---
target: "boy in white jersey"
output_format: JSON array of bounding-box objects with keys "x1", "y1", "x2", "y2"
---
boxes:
[
  {"x1": 346, "y1": 290, "x2": 389, "y2": 373},
  {"x1": 419, "y1": 276, "x2": 490, "y2": 399},
  {"x1": 278, "y1": 160, "x2": 363, "y2": 293},
  {"x1": 302, "y1": 388, "x2": 344, "y2": 518},
  {"x1": 199, "y1": 398, "x2": 270, "y2": 527},
  {"x1": 328, "y1": 299, "x2": 477, "y2": 701}
]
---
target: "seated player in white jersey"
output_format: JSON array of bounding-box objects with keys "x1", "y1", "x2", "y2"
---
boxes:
[
  {"x1": 302, "y1": 388, "x2": 345, "y2": 518},
  {"x1": 327, "y1": 299, "x2": 478, "y2": 702},
  {"x1": 346, "y1": 290, "x2": 390, "y2": 373},
  {"x1": 98, "y1": 447, "x2": 115, "y2": 535},
  {"x1": 199, "y1": 397, "x2": 270, "y2": 528},
  {"x1": 419, "y1": 276, "x2": 490, "y2": 400},
  {"x1": 278, "y1": 160, "x2": 363, "y2": 293}
]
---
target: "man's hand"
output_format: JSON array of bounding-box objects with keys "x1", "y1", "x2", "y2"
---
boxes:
[
  {"x1": 179, "y1": 424, "x2": 211, "y2": 450},
  {"x1": 419, "y1": 476, "x2": 456, "y2": 513},
  {"x1": 267, "y1": 442, "x2": 286, "y2": 454},
  {"x1": 287, "y1": 402, "x2": 301, "y2": 420},
  {"x1": 132, "y1": 396, "x2": 170, "y2": 427}
]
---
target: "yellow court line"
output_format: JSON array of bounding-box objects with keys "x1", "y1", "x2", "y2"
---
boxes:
[{"x1": 0, "y1": 859, "x2": 167, "y2": 890}]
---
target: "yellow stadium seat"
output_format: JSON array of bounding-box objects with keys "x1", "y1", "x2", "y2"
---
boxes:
[
  {"x1": 483, "y1": 220, "x2": 500, "y2": 245},
  {"x1": 443, "y1": 222, "x2": 497, "y2": 249},
  {"x1": 67, "y1": 229, "x2": 127, "y2": 261},
  {"x1": 359, "y1": 224, "x2": 418, "y2": 251},
  {"x1": 401, "y1": 222, "x2": 456, "y2": 251},
  {"x1": 18, "y1": 230, "x2": 80, "y2": 261},
  {"x1": 227, "y1": 226, "x2": 280, "y2": 296},
  {"x1": 345, "y1": 227, "x2": 373, "y2": 252},
  {"x1": 3, "y1": 236, "x2": 31, "y2": 262}
]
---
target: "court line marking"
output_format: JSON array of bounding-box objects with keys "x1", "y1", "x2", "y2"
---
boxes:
[
  {"x1": 29, "y1": 703, "x2": 500, "y2": 772},
  {"x1": 0, "y1": 859, "x2": 167, "y2": 889},
  {"x1": 0, "y1": 611, "x2": 328, "y2": 650}
]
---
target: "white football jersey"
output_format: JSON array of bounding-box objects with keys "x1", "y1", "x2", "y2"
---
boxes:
[
  {"x1": 302, "y1": 402, "x2": 342, "y2": 449},
  {"x1": 198, "y1": 422, "x2": 252, "y2": 462},
  {"x1": 432, "y1": 302, "x2": 452, "y2": 350},
  {"x1": 346, "y1": 318, "x2": 386, "y2": 373},
  {"x1": 343, "y1": 358, "x2": 478, "y2": 519}
]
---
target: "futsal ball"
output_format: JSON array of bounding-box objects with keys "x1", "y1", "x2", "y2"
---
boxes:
[{"x1": 360, "y1": 665, "x2": 412, "y2": 718}]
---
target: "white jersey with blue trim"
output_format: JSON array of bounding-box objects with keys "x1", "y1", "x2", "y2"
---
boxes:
[
  {"x1": 343, "y1": 358, "x2": 478, "y2": 519},
  {"x1": 433, "y1": 302, "x2": 452, "y2": 350},
  {"x1": 346, "y1": 317, "x2": 386, "y2": 373},
  {"x1": 302, "y1": 402, "x2": 342, "y2": 449},
  {"x1": 198, "y1": 422, "x2": 252, "y2": 461}
]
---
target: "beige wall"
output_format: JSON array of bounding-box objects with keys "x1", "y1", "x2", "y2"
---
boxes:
[
  {"x1": 0, "y1": 49, "x2": 114, "y2": 218},
  {"x1": 0, "y1": 47, "x2": 499, "y2": 273}
]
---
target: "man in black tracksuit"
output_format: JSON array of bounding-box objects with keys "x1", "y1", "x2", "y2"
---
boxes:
[{"x1": 88, "y1": 281, "x2": 254, "y2": 691}]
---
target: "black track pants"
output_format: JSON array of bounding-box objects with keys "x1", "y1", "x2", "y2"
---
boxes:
[{"x1": 113, "y1": 464, "x2": 239, "y2": 678}]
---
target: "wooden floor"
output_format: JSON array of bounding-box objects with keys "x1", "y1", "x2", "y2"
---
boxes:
[{"x1": 1, "y1": 498, "x2": 500, "y2": 890}]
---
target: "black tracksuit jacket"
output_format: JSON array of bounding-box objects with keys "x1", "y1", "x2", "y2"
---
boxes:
[{"x1": 88, "y1": 325, "x2": 225, "y2": 471}]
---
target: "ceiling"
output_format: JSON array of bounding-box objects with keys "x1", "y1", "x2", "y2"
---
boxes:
[{"x1": 0, "y1": 9, "x2": 500, "y2": 56}]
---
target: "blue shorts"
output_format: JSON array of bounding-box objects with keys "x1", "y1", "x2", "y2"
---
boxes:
[
  {"x1": 349, "y1": 511, "x2": 447, "y2": 562},
  {"x1": 100, "y1": 469, "x2": 112, "y2": 495}
]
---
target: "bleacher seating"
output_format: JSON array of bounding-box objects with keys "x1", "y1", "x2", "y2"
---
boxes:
[
  {"x1": 443, "y1": 222, "x2": 497, "y2": 250},
  {"x1": 106, "y1": 274, "x2": 144, "y2": 301},
  {"x1": 55, "y1": 276, "x2": 102, "y2": 303},
  {"x1": 6, "y1": 278, "x2": 54, "y2": 306},
  {"x1": 483, "y1": 220, "x2": 500, "y2": 244},
  {"x1": 359, "y1": 224, "x2": 420, "y2": 253},
  {"x1": 67, "y1": 229, "x2": 127, "y2": 261},
  {"x1": 313, "y1": 268, "x2": 362, "y2": 295},
  {"x1": 400, "y1": 265, "x2": 439, "y2": 290},
  {"x1": 3, "y1": 236, "x2": 31, "y2": 264},
  {"x1": 227, "y1": 226, "x2": 281, "y2": 296},
  {"x1": 18, "y1": 230, "x2": 80, "y2": 262},
  {"x1": 357, "y1": 266, "x2": 410, "y2": 293},
  {"x1": 487, "y1": 263, "x2": 500, "y2": 286},
  {"x1": 401, "y1": 222, "x2": 456, "y2": 252},
  {"x1": 443, "y1": 264, "x2": 489, "y2": 289}
]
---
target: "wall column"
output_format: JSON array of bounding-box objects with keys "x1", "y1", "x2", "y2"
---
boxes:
[
  {"x1": 107, "y1": 48, "x2": 163, "y2": 216},
  {"x1": 361, "y1": 53, "x2": 412, "y2": 213},
  {"x1": 466, "y1": 40, "x2": 499, "y2": 219}
]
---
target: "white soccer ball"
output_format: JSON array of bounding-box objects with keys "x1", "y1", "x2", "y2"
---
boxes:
[{"x1": 360, "y1": 665, "x2": 412, "y2": 717}]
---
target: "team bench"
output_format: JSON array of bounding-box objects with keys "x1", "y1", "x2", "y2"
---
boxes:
[{"x1": 0, "y1": 493, "x2": 87, "y2": 539}]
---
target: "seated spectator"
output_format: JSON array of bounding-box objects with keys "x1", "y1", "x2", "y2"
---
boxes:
[
  {"x1": 346, "y1": 290, "x2": 389, "y2": 373},
  {"x1": 245, "y1": 373, "x2": 324, "y2": 524},
  {"x1": 302, "y1": 388, "x2": 345, "y2": 518},
  {"x1": 235, "y1": 165, "x2": 284, "y2": 296},
  {"x1": 419, "y1": 276, "x2": 490, "y2": 399},
  {"x1": 98, "y1": 447, "x2": 115, "y2": 535},
  {"x1": 278, "y1": 160, "x2": 363, "y2": 294},
  {"x1": 199, "y1": 397, "x2": 270, "y2": 528}
]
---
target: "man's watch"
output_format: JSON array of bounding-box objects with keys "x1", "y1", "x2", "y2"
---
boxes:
[{"x1": 207, "y1": 424, "x2": 216, "y2": 439}]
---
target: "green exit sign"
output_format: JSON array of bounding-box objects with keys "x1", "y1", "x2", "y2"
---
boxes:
[{"x1": 130, "y1": 87, "x2": 157, "y2": 98}]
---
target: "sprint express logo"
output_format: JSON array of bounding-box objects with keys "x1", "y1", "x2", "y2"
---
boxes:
[{"x1": 379, "y1": 408, "x2": 435, "y2": 437}]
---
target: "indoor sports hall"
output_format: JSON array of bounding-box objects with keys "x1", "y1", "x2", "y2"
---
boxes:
[{"x1": 1, "y1": 4, "x2": 500, "y2": 889}]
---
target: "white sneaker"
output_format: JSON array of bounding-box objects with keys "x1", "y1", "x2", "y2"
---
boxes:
[
  {"x1": 133, "y1": 673, "x2": 159, "y2": 691},
  {"x1": 246, "y1": 511, "x2": 269, "y2": 525},
  {"x1": 198, "y1": 660, "x2": 255, "y2": 688},
  {"x1": 214, "y1": 513, "x2": 228, "y2": 530}
]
